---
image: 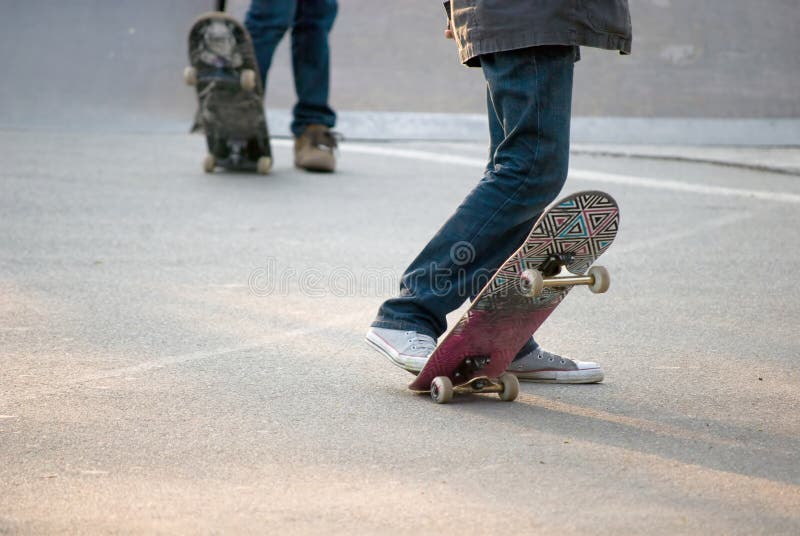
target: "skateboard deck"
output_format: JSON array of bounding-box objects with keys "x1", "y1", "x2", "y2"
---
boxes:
[
  {"x1": 185, "y1": 12, "x2": 272, "y2": 174},
  {"x1": 409, "y1": 190, "x2": 619, "y2": 403}
]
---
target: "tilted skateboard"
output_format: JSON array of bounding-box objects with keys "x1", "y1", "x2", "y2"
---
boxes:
[
  {"x1": 184, "y1": 11, "x2": 272, "y2": 174},
  {"x1": 409, "y1": 190, "x2": 619, "y2": 403}
]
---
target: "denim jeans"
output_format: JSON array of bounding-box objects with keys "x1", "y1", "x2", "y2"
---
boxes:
[
  {"x1": 244, "y1": 0, "x2": 337, "y2": 137},
  {"x1": 372, "y1": 45, "x2": 577, "y2": 342}
]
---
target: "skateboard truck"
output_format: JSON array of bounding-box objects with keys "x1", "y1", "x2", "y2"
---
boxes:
[
  {"x1": 452, "y1": 355, "x2": 491, "y2": 383},
  {"x1": 540, "y1": 253, "x2": 574, "y2": 277},
  {"x1": 430, "y1": 355, "x2": 520, "y2": 404},
  {"x1": 229, "y1": 140, "x2": 245, "y2": 166},
  {"x1": 430, "y1": 373, "x2": 520, "y2": 404},
  {"x1": 519, "y1": 254, "x2": 610, "y2": 297}
]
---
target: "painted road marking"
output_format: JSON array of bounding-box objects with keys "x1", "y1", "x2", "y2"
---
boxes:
[{"x1": 281, "y1": 140, "x2": 800, "y2": 205}]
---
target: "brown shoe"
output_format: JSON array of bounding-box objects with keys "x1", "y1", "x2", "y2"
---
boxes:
[{"x1": 294, "y1": 124, "x2": 338, "y2": 172}]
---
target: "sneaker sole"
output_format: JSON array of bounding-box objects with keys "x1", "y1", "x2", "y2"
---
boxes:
[
  {"x1": 364, "y1": 333, "x2": 425, "y2": 374},
  {"x1": 511, "y1": 368, "x2": 604, "y2": 384},
  {"x1": 295, "y1": 154, "x2": 335, "y2": 172}
]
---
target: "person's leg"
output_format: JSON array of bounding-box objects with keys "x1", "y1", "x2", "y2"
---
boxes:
[
  {"x1": 371, "y1": 45, "x2": 577, "y2": 339},
  {"x1": 289, "y1": 0, "x2": 337, "y2": 136},
  {"x1": 244, "y1": 0, "x2": 295, "y2": 87},
  {"x1": 367, "y1": 82, "x2": 529, "y2": 373}
]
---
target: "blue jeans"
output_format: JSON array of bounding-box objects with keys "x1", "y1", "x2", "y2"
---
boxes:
[
  {"x1": 245, "y1": 0, "x2": 337, "y2": 137},
  {"x1": 372, "y1": 45, "x2": 577, "y2": 344}
]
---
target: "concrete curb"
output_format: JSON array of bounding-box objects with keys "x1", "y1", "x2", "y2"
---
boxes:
[
  {"x1": 570, "y1": 145, "x2": 800, "y2": 176},
  {"x1": 266, "y1": 109, "x2": 800, "y2": 147}
]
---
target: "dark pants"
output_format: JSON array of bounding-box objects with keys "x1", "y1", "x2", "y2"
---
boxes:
[
  {"x1": 372, "y1": 45, "x2": 577, "y2": 343},
  {"x1": 245, "y1": 0, "x2": 337, "y2": 137}
]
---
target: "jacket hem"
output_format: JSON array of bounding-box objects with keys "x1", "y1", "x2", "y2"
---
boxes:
[{"x1": 458, "y1": 30, "x2": 631, "y2": 66}]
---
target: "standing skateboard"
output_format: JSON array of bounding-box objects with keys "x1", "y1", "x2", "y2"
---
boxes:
[
  {"x1": 409, "y1": 190, "x2": 619, "y2": 403},
  {"x1": 184, "y1": 11, "x2": 272, "y2": 174}
]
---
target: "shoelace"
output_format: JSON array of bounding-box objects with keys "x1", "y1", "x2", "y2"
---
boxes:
[
  {"x1": 309, "y1": 128, "x2": 343, "y2": 150},
  {"x1": 536, "y1": 348, "x2": 567, "y2": 365},
  {"x1": 405, "y1": 331, "x2": 437, "y2": 354}
]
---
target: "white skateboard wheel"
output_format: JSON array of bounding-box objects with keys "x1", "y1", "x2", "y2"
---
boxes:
[
  {"x1": 183, "y1": 66, "x2": 197, "y2": 86},
  {"x1": 519, "y1": 269, "x2": 544, "y2": 297},
  {"x1": 498, "y1": 373, "x2": 519, "y2": 402},
  {"x1": 430, "y1": 376, "x2": 454, "y2": 404},
  {"x1": 203, "y1": 154, "x2": 215, "y2": 173},
  {"x1": 588, "y1": 265, "x2": 610, "y2": 294},
  {"x1": 256, "y1": 156, "x2": 272, "y2": 175},
  {"x1": 240, "y1": 69, "x2": 256, "y2": 91}
]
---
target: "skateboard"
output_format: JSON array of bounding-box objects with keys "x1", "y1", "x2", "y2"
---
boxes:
[
  {"x1": 409, "y1": 190, "x2": 619, "y2": 403},
  {"x1": 184, "y1": 11, "x2": 272, "y2": 174}
]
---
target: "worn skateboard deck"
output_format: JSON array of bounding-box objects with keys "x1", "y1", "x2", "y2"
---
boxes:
[
  {"x1": 185, "y1": 12, "x2": 272, "y2": 174},
  {"x1": 409, "y1": 190, "x2": 619, "y2": 402}
]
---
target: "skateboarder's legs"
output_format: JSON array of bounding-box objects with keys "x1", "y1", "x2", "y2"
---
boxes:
[
  {"x1": 244, "y1": 0, "x2": 337, "y2": 137},
  {"x1": 290, "y1": 0, "x2": 337, "y2": 136},
  {"x1": 371, "y1": 45, "x2": 576, "y2": 339},
  {"x1": 244, "y1": 0, "x2": 292, "y2": 85}
]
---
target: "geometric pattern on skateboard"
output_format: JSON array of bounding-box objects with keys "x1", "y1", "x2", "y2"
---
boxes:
[
  {"x1": 408, "y1": 190, "x2": 619, "y2": 402},
  {"x1": 185, "y1": 12, "x2": 272, "y2": 174},
  {"x1": 476, "y1": 190, "x2": 619, "y2": 310}
]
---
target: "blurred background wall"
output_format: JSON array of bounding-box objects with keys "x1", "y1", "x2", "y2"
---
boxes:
[{"x1": 2, "y1": 0, "x2": 798, "y2": 143}]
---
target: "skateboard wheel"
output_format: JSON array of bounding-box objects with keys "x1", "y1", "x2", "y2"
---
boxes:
[
  {"x1": 430, "y1": 376, "x2": 453, "y2": 404},
  {"x1": 203, "y1": 154, "x2": 216, "y2": 173},
  {"x1": 240, "y1": 69, "x2": 257, "y2": 91},
  {"x1": 498, "y1": 373, "x2": 519, "y2": 402},
  {"x1": 257, "y1": 156, "x2": 272, "y2": 175},
  {"x1": 183, "y1": 66, "x2": 197, "y2": 86},
  {"x1": 588, "y1": 265, "x2": 610, "y2": 294},
  {"x1": 519, "y1": 269, "x2": 544, "y2": 297}
]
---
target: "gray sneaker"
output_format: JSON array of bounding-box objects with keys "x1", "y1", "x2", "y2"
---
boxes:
[
  {"x1": 365, "y1": 327, "x2": 436, "y2": 373},
  {"x1": 506, "y1": 342, "x2": 604, "y2": 384}
]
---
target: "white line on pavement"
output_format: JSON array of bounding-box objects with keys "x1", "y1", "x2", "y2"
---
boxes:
[
  {"x1": 78, "y1": 326, "x2": 323, "y2": 383},
  {"x1": 281, "y1": 140, "x2": 800, "y2": 205},
  {"x1": 567, "y1": 169, "x2": 800, "y2": 204},
  {"x1": 613, "y1": 211, "x2": 754, "y2": 255},
  {"x1": 4, "y1": 326, "x2": 327, "y2": 404}
]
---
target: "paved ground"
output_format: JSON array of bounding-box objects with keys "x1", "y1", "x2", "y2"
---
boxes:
[
  {"x1": 3, "y1": 2, "x2": 799, "y2": 533},
  {"x1": 1, "y1": 129, "x2": 799, "y2": 534}
]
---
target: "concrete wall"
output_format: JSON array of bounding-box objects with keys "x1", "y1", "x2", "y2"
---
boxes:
[
  {"x1": 240, "y1": 0, "x2": 800, "y2": 119},
  {"x1": 0, "y1": 1, "x2": 199, "y2": 131},
  {"x1": 576, "y1": 0, "x2": 800, "y2": 119}
]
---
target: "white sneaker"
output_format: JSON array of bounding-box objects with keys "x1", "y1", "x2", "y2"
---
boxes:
[
  {"x1": 365, "y1": 327, "x2": 436, "y2": 373},
  {"x1": 506, "y1": 345, "x2": 604, "y2": 383}
]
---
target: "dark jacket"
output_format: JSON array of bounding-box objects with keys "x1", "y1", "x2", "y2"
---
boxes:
[{"x1": 449, "y1": 0, "x2": 632, "y2": 66}]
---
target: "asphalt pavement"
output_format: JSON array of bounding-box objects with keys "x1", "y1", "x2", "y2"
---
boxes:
[
  {"x1": 3, "y1": 0, "x2": 800, "y2": 533},
  {"x1": 1, "y1": 129, "x2": 799, "y2": 534}
]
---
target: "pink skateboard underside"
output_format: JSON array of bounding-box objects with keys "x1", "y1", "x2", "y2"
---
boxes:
[{"x1": 409, "y1": 191, "x2": 619, "y2": 392}]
